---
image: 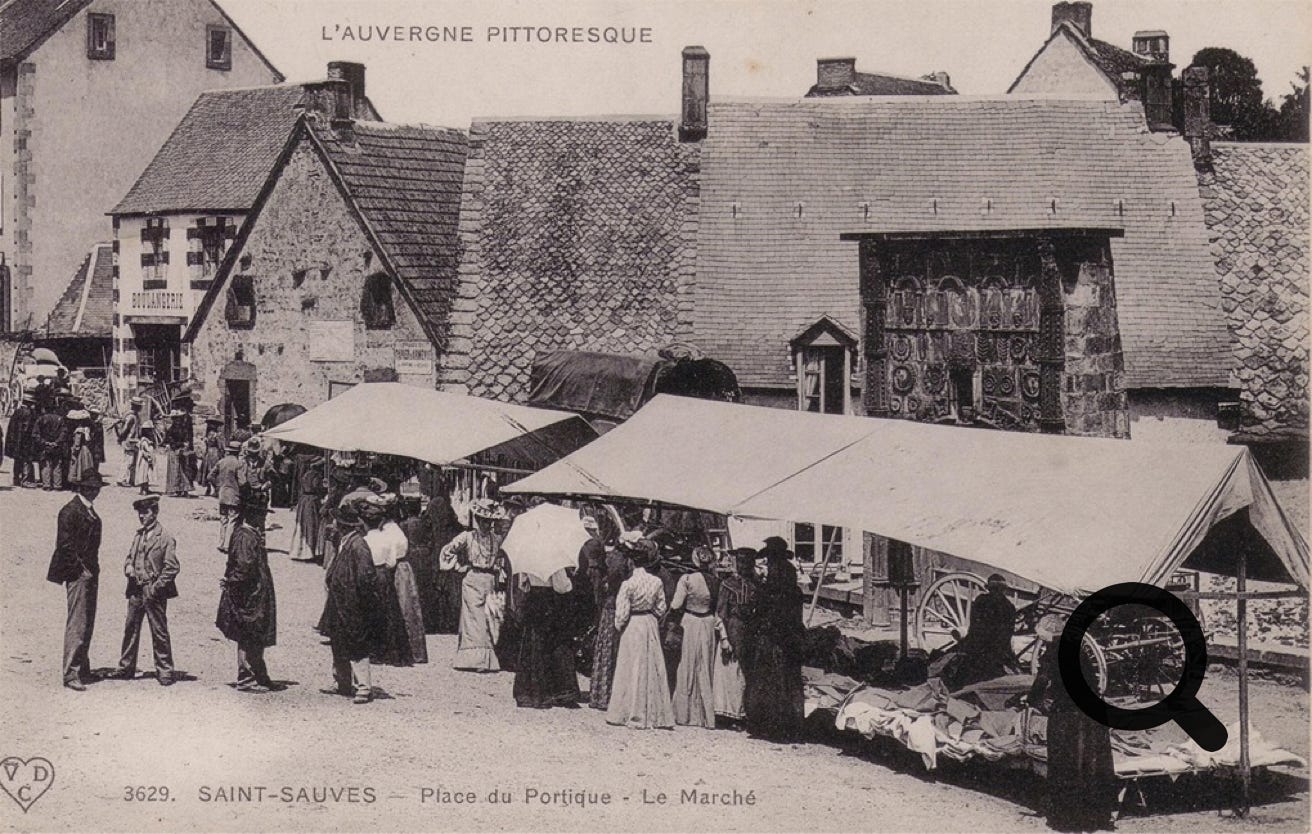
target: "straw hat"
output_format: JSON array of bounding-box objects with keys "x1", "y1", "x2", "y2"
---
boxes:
[{"x1": 470, "y1": 498, "x2": 507, "y2": 520}]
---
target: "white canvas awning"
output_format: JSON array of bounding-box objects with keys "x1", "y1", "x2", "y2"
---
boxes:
[
  {"x1": 260, "y1": 382, "x2": 597, "y2": 468},
  {"x1": 505, "y1": 396, "x2": 1308, "y2": 595},
  {"x1": 502, "y1": 394, "x2": 878, "y2": 514}
]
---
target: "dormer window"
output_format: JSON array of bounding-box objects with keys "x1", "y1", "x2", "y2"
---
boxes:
[
  {"x1": 791, "y1": 315, "x2": 858, "y2": 415},
  {"x1": 206, "y1": 25, "x2": 232, "y2": 70},
  {"x1": 361, "y1": 272, "x2": 395, "y2": 329},
  {"x1": 226, "y1": 275, "x2": 256, "y2": 329},
  {"x1": 87, "y1": 13, "x2": 115, "y2": 60}
]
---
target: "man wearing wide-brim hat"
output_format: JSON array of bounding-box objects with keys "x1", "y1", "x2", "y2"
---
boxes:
[
  {"x1": 45, "y1": 469, "x2": 106, "y2": 690},
  {"x1": 216, "y1": 487, "x2": 278, "y2": 693},
  {"x1": 4, "y1": 385, "x2": 39, "y2": 487},
  {"x1": 108, "y1": 495, "x2": 180, "y2": 686}
]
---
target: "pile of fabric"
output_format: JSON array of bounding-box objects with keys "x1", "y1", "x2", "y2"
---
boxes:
[{"x1": 831, "y1": 676, "x2": 1032, "y2": 769}]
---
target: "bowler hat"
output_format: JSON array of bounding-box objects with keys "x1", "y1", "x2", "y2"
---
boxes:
[
  {"x1": 70, "y1": 469, "x2": 107, "y2": 487},
  {"x1": 133, "y1": 495, "x2": 160, "y2": 512},
  {"x1": 225, "y1": 440, "x2": 242, "y2": 453}
]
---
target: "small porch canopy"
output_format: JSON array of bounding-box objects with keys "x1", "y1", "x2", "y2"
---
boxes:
[
  {"x1": 505, "y1": 395, "x2": 1308, "y2": 594},
  {"x1": 261, "y1": 382, "x2": 597, "y2": 469}
]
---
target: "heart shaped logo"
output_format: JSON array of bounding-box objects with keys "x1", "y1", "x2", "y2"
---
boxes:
[{"x1": 0, "y1": 757, "x2": 54, "y2": 813}]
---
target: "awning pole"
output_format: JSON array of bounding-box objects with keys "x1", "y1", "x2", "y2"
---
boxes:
[
  {"x1": 1237, "y1": 543, "x2": 1251, "y2": 817},
  {"x1": 806, "y1": 534, "x2": 837, "y2": 626}
]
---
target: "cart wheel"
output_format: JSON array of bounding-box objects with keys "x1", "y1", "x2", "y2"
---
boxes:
[
  {"x1": 1135, "y1": 616, "x2": 1187, "y2": 693},
  {"x1": 915, "y1": 572, "x2": 986, "y2": 653},
  {"x1": 1028, "y1": 633, "x2": 1108, "y2": 695}
]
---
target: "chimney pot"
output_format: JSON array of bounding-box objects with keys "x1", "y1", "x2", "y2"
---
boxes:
[
  {"x1": 1051, "y1": 1, "x2": 1093, "y2": 39},
  {"x1": 1183, "y1": 66, "x2": 1212, "y2": 167},
  {"x1": 817, "y1": 57, "x2": 857, "y2": 89},
  {"x1": 680, "y1": 46, "x2": 709, "y2": 142},
  {"x1": 327, "y1": 60, "x2": 368, "y2": 119}
]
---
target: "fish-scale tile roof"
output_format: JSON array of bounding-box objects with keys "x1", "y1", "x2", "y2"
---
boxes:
[
  {"x1": 1201, "y1": 142, "x2": 1310, "y2": 441},
  {"x1": 440, "y1": 118, "x2": 701, "y2": 402},
  {"x1": 112, "y1": 84, "x2": 310, "y2": 215},
  {"x1": 692, "y1": 96, "x2": 1231, "y2": 390},
  {"x1": 42, "y1": 243, "x2": 113, "y2": 338},
  {"x1": 312, "y1": 120, "x2": 469, "y2": 343}
]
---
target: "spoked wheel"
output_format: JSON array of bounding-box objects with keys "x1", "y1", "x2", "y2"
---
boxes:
[
  {"x1": 1027, "y1": 633, "x2": 1109, "y2": 695},
  {"x1": 1123, "y1": 616, "x2": 1186, "y2": 697},
  {"x1": 915, "y1": 572, "x2": 986, "y2": 653}
]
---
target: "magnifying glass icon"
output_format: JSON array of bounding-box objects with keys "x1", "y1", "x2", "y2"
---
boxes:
[{"x1": 1058, "y1": 582, "x2": 1228, "y2": 752}]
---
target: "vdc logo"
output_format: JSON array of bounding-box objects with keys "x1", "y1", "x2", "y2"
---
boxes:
[{"x1": 0, "y1": 757, "x2": 54, "y2": 812}]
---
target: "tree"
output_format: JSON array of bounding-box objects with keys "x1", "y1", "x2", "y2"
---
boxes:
[
  {"x1": 1277, "y1": 66, "x2": 1309, "y2": 142},
  {"x1": 1189, "y1": 47, "x2": 1279, "y2": 141}
]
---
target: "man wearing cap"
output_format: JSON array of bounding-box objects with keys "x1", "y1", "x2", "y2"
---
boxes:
[
  {"x1": 106, "y1": 495, "x2": 179, "y2": 686},
  {"x1": 46, "y1": 469, "x2": 105, "y2": 690},
  {"x1": 116, "y1": 398, "x2": 143, "y2": 487},
  {"x1": 33, "y1": 398, "x2": 69, "y2": 491},
  {"x1": 5, "y1": 387, "x2": 38, "y2": 487},
  {"x1": 216, "y1": 487, "x2": 278, "y2": 692},
  {"x1": 213, "y1": 441, "x2": 247, "y2": 553}
]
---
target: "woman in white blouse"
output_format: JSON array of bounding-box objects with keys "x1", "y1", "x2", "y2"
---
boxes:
[{"x1": 605, "y1": 536, "x2": 675, "y2": 730}]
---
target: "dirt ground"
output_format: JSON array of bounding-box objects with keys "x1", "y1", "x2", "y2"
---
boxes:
[{"x1": 0, "y1": 442, "x2": 1307, "y2": 833}]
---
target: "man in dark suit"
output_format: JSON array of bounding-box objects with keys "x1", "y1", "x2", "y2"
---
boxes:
[
  {"x1": 109, "y1": 495, "x2": 180, "y2": 686},
  {"x1": 46, "y1": 469, "x2": 105, "y2": 690},
  {"x1": 4, "y1": 388, "x2": 37, "y2": 487}
]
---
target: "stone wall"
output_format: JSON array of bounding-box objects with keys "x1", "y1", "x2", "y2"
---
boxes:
[
  {"x1": 189, "y1": 138, "x2": 436, "y2": 422},
  {"x1": 1059, "y1": 238, "x2": 1129, "y2": 438}
]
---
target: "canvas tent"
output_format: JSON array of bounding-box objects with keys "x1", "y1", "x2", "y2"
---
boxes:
[
  {"x1": 261, "y1": 382, "x2": 597, "y2": 469},
  {"x1": 506, "y1": 395, "x2": 1308, "y2": 593}
]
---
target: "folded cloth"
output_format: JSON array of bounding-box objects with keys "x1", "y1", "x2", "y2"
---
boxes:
[
  {"x1": 952, "y1": 673, "x2": 1034, "y2": 710},
  {"x1": 945, "y1": 696, "x2": 981, "y2": 724},
  {"x1": 977, "y1": 709, "x2": 1018, "y2": 740},
  {"x1": 892, "y1": 677, "x2": 948, "y2": 712},
  {"x1": 905, "y1": 715, "x2": 938, "y2": 770}
]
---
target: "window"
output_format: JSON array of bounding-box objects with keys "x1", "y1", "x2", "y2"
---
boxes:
[
  {"x1": 186, "y1": 218, "x2": 231, "y2": 285},
  {"x1": 794, "y1": 523, "x2": 843, "y2": 564},
  {"x1": 949, "y1": 367, "x2": 977, "y2": 423},
  {"x1": 361, "y1": 272, "x2": 395, "y2": 329},
  {"x1": 226, "y1": 275, "x2": 256, "y2": 329},
  {"x1": 133, "y1": 324, "x2": 180, "y2": 384},
  {"x1": 206, "y1": 25, "x2": 232, "y2": 70},
  {"x1": 140, "y1": 218, "x2": 169, "y2": 290},
  {"x1": 798, "y1": 346, "x2": 847, "y2": 414},
  {"x1": 87, "y1": 13, "x2": 115, "y2": 60}
]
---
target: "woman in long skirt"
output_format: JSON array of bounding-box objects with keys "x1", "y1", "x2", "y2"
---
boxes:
[
  {"x1": 163, "y1": 411, "x2": 193, "y2": 497},
  {"x1": 714, "y1": 549, "x2": 758, "y2": 722},
  {"x1": 439, "y1": 499, "x2": 508, "y2": 672},
  {"x1": 589, "y1": 528, "x2": 630, "y2": 710},
  {"x1": 513, "y1": 568, "x2": 581, "y2": 708},
  {"x1": 383, "y1": 507, "x2": 427, "y2": 664},
  {"x1": 606, "y1": 539, "x2": 674, "y2": 730},
  {"x1": 1029, "y1": 615, "x2": 1116, "y2": 832},
  {"x1": 399, "y1": 494, "x2": 440, "y2": 634},
  {"x1": 424, "y1": 494, "x2": 465, "y2": 634},
  {"x1": 134, "y1": 426, "x2": 158, "y2": 494},
  {"x1": 742, "y1": 547, "x2": 805, "y2": 741},
  {"x1": 289, "y1": 454, "x2": 325, "y2": 562},
  {"x1": 360, "y1": 496, "x2": 413, "y2": 668},
  {"x1": 672, "y1": 547, "x2": 721, "y2": 728}
]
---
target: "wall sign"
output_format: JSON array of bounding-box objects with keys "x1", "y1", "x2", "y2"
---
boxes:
[
  {"x1": 308, "y1": 320, "x2": 354, "y2": 362},
  {"x1": 395, "y1": 341, "x2": 435, "y2": 375}
]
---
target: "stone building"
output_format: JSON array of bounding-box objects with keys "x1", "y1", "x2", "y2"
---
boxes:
[
  {"x1": 36, "y1": 243, "x2": 113, "y2": 372},
  {"x1": 108, "y1": 64, "x2": 379, "y2": 405},
  {"x1": 0, "y1": 0, "x2": 282, "y2": 333},
  {"x1": 439, "y1": 49, "x2": 1232, "y2": 578},
  {"x1": 184, "y1": 109, "x2": 466, "y2": 434}
]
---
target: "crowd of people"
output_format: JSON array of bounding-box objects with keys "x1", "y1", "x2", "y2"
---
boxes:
[
  {"x1": 26, "y1": 414, "x2": 1114, "y2": 831},
  {"x1": 4, "y1": 379, "x2": 106, "y2": 491}
]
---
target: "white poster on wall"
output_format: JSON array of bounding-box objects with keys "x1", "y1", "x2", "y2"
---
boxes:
[
  {"x1": 395, "y1": 341, "x2": 435, "y2": 375},
  {"x1": 307, "y1": 320, "x2": 354, "y2": 362}
]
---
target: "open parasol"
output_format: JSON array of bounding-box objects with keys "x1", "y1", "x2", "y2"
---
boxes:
[{"x1": 500, "y1": 504, "x2": 590, "y2": 582}]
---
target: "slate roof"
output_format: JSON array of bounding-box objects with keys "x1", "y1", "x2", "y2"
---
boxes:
[
  {"x1": 0, "y1": 0, "x2": 91, "y2": 65},
  {"x1": 42, "y1": 243, "x2": 113, "y2": 338},
  {"x1": 112, "y1": 85, "x2": 310, "y2": 215},
  {"x1": 439, "y1": 118, "x2": 701, "y2": 401},
  {"x1": 807, "y1": 71, "x2": 955, "y2": 97},
  {"x1": 1008, "y1": 23, "x2": 1151, "y2": 96},
  {"x1": 1200, "y1": 142, "x2": 1310, "y2": 441},
  {"x1": 692, "y1": 97, "x2": 1231, "y2": 390},
  {"x1": 311, "y1": 119, "x2": 469, "y2": 344}
]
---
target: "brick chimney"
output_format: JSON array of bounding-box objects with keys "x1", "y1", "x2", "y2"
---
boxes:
[
  {"x1": 1183, "y1": 66, "x2": 1212, "y2": 167},
  {"x1": 680, "y1": 46, "x2": 709, "y2": 142},
  {"x1": 328, "y1": 60, "x2": 368, "y2": 118},
  {"x1": 1051, "y1": 1, "x2": 1093, "y2": 39},
  {"x1": 817, "y1": 57, "x2": 857, "y2": 89},
  {"x1": 924, "y1": 70, "x2": 952, "y2": 91}
]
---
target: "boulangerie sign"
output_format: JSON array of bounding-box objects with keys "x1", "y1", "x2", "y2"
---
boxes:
[{"x1": 395, "y1": 341, "x2": 435, "y2": 375}]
